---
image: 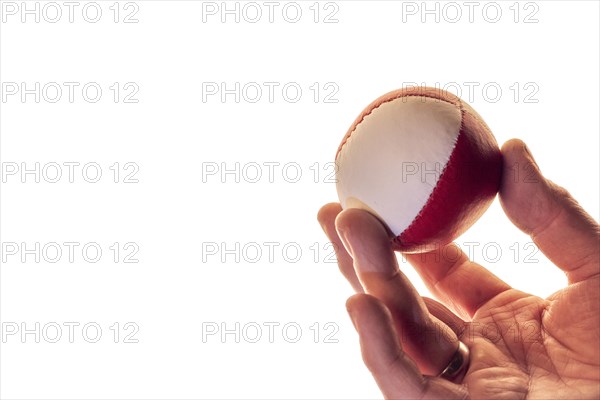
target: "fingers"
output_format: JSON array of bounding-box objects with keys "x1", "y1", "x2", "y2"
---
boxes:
[
  {"x1": 335, "y1": 208, "x2": 459, "y2": 376},
  {"x1": 423, "y1": 297, "x2": 467, "y2": 336},
  {"x1": 500, "y1": 139, "x2": 600, "y2": 284},
  {"x1": 317, "y1": 203, "x2": 363, "y2": 292},
  {"x1": 347, "y1": 294, "x2": 469, "y2": 400},
  {"x1": 405, "y1": 245, "x2": 512, "y2": 319}
]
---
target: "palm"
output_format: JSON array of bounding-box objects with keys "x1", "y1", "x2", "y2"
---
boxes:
[{"x1": 463, "y1": 280, "x2": 600, "y2": 399}]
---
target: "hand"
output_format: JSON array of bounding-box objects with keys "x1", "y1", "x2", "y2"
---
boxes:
[{"x1": 317, "y1": 139, "x2": 600, "y2": 399}]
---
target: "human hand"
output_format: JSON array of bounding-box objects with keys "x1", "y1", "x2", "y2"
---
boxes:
[{"x1": 317, "y1": 139, "x2": 600, "y2": 399}]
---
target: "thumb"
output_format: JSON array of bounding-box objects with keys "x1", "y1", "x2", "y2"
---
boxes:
[{"x1": 499, "y1": 139, "x2": 599, "y2": 283}]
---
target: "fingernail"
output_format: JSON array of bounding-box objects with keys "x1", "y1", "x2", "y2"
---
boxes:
[
  {"x1": 319, "y1": 218, "x2": 336, "y2": 244},
  {"x1": 319, "y1": 220, "x2": 329, "y2": 238},
  {"x1": 523, "y1": 143, "x2": 540, "y2": 170},
  {"x1": 336, "y1": 226, "x2": 354, "y2": 257},
  {"x1": 346, "y1": 305, "x2": 358, "y2": 331}
]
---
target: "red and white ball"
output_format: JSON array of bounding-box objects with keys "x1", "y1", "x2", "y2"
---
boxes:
[{"x1": 335, "y1": 87, "x2": 502, "y2": 253}]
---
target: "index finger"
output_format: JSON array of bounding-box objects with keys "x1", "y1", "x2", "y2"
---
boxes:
[{"x1": 405, "y1": 243, "x2": 511, "y2": 319}]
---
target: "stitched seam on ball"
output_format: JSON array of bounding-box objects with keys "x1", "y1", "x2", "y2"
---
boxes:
[
  {"x1": 397, "y1": 100, "x2": 465, "y2": 242},
  {"x1": 335, "y1": 94, "x2": 460, "y2": 161}
]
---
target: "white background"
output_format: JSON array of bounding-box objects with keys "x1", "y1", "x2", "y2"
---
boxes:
[{"x1": 0, "y1": 1, "x2": 598, "y2": 399}]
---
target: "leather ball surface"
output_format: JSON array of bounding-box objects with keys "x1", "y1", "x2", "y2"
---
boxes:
[{"x1": 335, "y1": 87, "x2": 502, "y2": 253}]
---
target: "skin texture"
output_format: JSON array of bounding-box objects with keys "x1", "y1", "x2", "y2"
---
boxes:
[{"x1": 318, "y1": 139, "x2": 600, "y2": 399}]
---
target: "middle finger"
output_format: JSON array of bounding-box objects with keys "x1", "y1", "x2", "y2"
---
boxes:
[{"x1": 336, "y1": 208, "x2": 460, "y2": 376}]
